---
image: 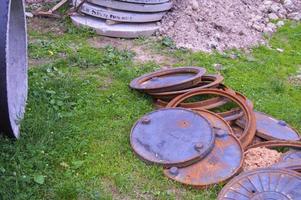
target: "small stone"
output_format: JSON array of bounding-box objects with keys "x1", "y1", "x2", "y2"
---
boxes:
[
  {"x1": 269, "y1": 3, "x2": 280, "y2": 13},
  {"x1": 268, "y1": 13, "x2": 279, "y2": 20},
  {"x1": 213, "y1": 63, "x2": 223, "y2": 71},
  {"x1": 267, "y1": 22, "x2": 277, "y2": 30},
  {"x1": 276, "y1": 48, "x2": 284, "y2": 52},
  {"x1": 276, "y1": 21, "x2": 285, "y2": 27},
  {"x1": 252, "y1": 23, "x2": 264, "y2": 32},
  {"x1": 191, "y1": 0, "x2": 199, "y2": 10},
  {"x1": 287, "y1": 12, "x2": 301, "y2": 21}
]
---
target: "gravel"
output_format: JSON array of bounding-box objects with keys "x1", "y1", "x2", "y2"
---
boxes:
[
  {"x1": 158, "y1": 0, "x2": 301, "y2": 52},
  {"x1": 243, "y1": 147, "x2": 282, "y2": 171}
]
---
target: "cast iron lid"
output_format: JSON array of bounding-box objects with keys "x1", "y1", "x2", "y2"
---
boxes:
[
  {"x1": 130, "y1": 108, "x2": 215, "y2": 167},
  {"x1": 0, "y1": 0, "x2": 28, "y2": 138},
  {"x1": 130, "y1": 67, "x2": 206, "y2": 93},
  {"x1": 164, "y1": 110, "x2": 243, "y2": 187},
  {"x1": 254, "y1": 111, "x2": 300, "y2": 141},
  {"x1": 218, "y1": 168, "x2": 301, "y2": 200},
  {"x1": 272, "y1": 159, "x2": 301, "y2": 172},
  {"x1": 280, "y1": 150, "x2": 301, "y2": 162}
]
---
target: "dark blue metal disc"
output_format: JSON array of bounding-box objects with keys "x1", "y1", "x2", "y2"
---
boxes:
[
  {"x1": 281, "y1": 150, "x2": 301, "y2": 162},
  {"x1": 0, "y1": 0, "x2": 28, "y2": 138},
  {"x1": 254, "y1": 111, "x2": 300, "y2": 141},
  {"x1": 218, "y1": 168, "x2": 301, "y2": 200},
  {"x1": 130, "y1": 108, "x2": 214, "y2": 167},
  {"x1": 164, "y1": 110, "x2": 243, "y2": 188}
]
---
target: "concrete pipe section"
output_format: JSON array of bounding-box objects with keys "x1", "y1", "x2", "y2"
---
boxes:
[{"x1": 0, "y1": 0, "x2": 28, "y2": 138}]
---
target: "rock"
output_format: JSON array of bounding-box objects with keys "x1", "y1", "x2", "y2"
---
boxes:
[
  {"x1": 252, "y1": 23, "x2": 264, "y2": 32},
  {"x1": 276, "y1": 21, "x2": 285, "y2": 27},
  {"x1": 267, "y1": 22, "x2": 277, "y2": 30},
  {"x1": 268, "y1": 13, "x2": 279, "y2": 20},
  {"x1": 269, "y1": 3, "x2": 281, "y2": 13},
  {"x1": 276, "y1": 48, "x2": 284, "y2": 52},
  {"x1": 190, "y1": 0, "x2": 199, "y2": 11},
  {"x1": 287, "y1": 12, "x2": 301, "y2": 20},
  {"x1": 283, "y1": 0, "x2": 294, "y2": 12}
]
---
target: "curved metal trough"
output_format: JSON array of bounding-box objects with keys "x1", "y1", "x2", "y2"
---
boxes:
[{"x1": 0, "y1": 0, "x2": 28, "y2": 138}]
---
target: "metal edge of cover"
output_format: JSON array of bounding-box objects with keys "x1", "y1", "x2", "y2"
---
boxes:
[
  {"x1": 78, "y1": 1, "x2": 167, "y2": 23},
  {"x1": 0, "y1": 0, "x2": 28, "y2": 138},
  {"x1": 70, "y1": 14, "x2": 159, "y2": 38},
  {"x1": 87, "y1": 0, "x2": 173, "y2": 13}
]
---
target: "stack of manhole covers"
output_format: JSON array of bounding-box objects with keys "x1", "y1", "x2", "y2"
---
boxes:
[
  {"x1": 129, "y1": 66, "x2": 301, "y2": 194},
  {"x1": 70, "y1": 0, "x2": 173, "y2": 38}
]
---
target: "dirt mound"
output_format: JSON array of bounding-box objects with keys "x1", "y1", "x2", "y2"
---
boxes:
[
  {"x1": 243, "y1": 147, "x2": 282, "y2": 171},
  {"x1": 158, "y1": 0, "x2": 301, "y2": 52}
]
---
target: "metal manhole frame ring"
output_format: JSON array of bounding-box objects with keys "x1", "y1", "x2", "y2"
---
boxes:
[
  {"x1": 149, "y1": 74, "x2": 224, "y2": 100},
  {"x1": 130, "y1": 67, "x2": 206, "y2": 93},
  {"x1": 247, "y1": 140, "x2": 301, "y2": 150},
  {"x1": 164, "y1": 110, "x2": 244, "y2": 188},
  {"x1": 166, "y1": 88, "x2": 256, "y2": 149},
  {"x1": 130, "y1": 107, "x2": 215, "y2": 168}
]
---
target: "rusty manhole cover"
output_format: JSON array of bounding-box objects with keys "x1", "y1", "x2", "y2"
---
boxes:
[
  {"x1": 164, "y1": 110, "x2": 243, "y2": 187},
  {"x1": 280, "y1": 150, "x2": 301, "y2": 162},
  {"x1": 272, "y1": 159, "x2": 301, "y2": 172},
  {"x1": 237, "y1": 111, "x2": 300, "y2": 141},
  {"x1": 130, "y1": 108, "x2": 214, "y2": 167},
  {"x1": 218, "y1": 168, "x2": 301, "y2": 200},
  {"x1": 0, "y1": 0, "x2": 28, "y2": 138},
  {"x1": 130, "y1": 67, "x2": 206, "y2": 93}
]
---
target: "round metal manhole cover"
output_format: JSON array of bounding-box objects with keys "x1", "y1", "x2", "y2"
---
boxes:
[
  {"x1": 71, "y1": 14, "x2": 159, "y2": 38},
  {"x1": 280, "y1": 150, "x2": 301, "y2": 162},
  {"x1": 254, "y1": 111, "x2": 300, "y2": 141},
  {"x1": 130, "y1": 67, "x2": 206, "y2": 93},
  {"x1": 0, "y1": 0, "x2": 28, "y2": 138},
  {"x1": 164, "y1": 110, "x2": 243, "y2": 187},
  {"x1": 218, "y1": 168, "x2": 301, "y2": 200},
  {"x1": 130, "y1": 108, "x2": 214, "y2": 167},
  {"x1": 272, "y1": 159, "x2": 301, "y2": 172}
]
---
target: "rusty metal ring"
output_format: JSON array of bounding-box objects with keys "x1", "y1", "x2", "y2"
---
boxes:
[
  {"x1": 130, "y1": 67, "x2": 206, "y2": 93},
  {"x1": 166, "y1": 89, "x2": 256, "y2": 149},
  {"x1": 247, "y1": 140, "x2": 301, "y2": 150},
  {"x1": 149, "y1": 74, "x2": 224, "y2": 100}
]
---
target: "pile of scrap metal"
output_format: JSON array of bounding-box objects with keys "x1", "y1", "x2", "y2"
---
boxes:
[
  {"x1": 129, "y1": 67, "x2": 301, "y2": 199},
  {"x1": 70, "y1": 0, "x2": 173, "y2": 38}
]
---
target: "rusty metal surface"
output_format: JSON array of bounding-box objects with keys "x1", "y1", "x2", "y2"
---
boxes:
[
  {"x1": 164, "y1": 110, "x2": 243, "y2": 188},
  {"x1": 218, "y1": 168, "x2": 301, "y2": 200},
  {"x1": 149, "y1": 74, "x2": 224, "y2": 100},
  {"x1": 272, "y1": 159, "x2": 301, "y2": 172},
  {"x1": 254, "y1": 111, "x2": 300, "y2": 141},
  {"x1": 166, "y1": 89, "x2": 256, "y2": 149},
  {"x1": 236, "y1": 111, "x2": 300, "y2": 141},
  {"x1": 130, "y1": 108, "x2": 215, "y2": 167},
  {"x1": 0, "y1": 0, "x2": 28, "y2": 138},
  {"x1": 130, "y1": 67, "x2": 206, "y2": 93},
  {"x1": 154, "y1": 96, "x2": 229, "y2": 110},
  {"x1": 219, "y1": 108, "x2": 244, "y2": 122},
  {"x1": 280, "y1": 150, "x2": 301, "y2": 162},
  {"x1": 247, "y1": 140, "x2": 301, "y2": 150}
]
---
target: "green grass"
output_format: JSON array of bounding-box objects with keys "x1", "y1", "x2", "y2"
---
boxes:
[{"x1": 0, "y1": 19, "x2": 300, "y2": 199}]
